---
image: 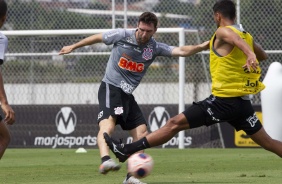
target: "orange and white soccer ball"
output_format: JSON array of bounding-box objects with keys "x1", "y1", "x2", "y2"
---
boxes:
[{"x1": 127, "y1": 153, "x2": 154, "y2": 178}]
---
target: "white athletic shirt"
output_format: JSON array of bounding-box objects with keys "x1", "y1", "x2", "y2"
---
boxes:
[
  {"x1": 102, "y1": 28, "x2": 175, "y2": 94},
  {"x1": 0, "y1": 32, "x2": 8, "y2": 64}
]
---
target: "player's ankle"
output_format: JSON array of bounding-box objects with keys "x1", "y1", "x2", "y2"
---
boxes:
[{"x1": 101, "y1": 155, "x2": 111, "y2": 163}]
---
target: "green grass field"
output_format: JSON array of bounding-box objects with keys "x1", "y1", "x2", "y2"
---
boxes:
[{"x1": 0, "y1": 148, "x2": 281, "y2": 184}]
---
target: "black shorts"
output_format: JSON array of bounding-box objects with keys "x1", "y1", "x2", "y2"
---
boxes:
[
  {"x1": 97, "y1": 81, "x2": 146, "y2": 130},
  {"x1": 183, "y1": 95, "x2": 262, "y2": 135}
]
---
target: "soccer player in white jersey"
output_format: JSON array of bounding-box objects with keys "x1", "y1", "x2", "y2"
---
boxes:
[
  {"x1": 0, "y1": 0, "x2": 16, "y2": 160},
  {"x1": 59, "y1": 12, "x2": 208, "y2": 184}
]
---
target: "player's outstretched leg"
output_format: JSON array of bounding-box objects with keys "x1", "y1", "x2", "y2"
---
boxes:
[{"x1": 103, "y1": 132, "x2": 130, "y2": 162}]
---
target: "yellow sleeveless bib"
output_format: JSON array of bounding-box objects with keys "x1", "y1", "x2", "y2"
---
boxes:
[{"x1": 209, "y1": 25, "x2": 265, "y2": 97}]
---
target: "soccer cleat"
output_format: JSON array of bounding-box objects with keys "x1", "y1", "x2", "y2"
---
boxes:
[
  {"x1": 99, "y1": 159, "x2": 121, "y2": 174},
  {"x1": 123, "y1": 176, "x2": 147, "y2": 184},
  {"x1": 103, "y1": 132, "x2": 130, "y2": 163}
]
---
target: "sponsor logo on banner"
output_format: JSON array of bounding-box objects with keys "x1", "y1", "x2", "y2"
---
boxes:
[
  {"x1": 148, "y1": 106, "x2": 170, "y2": 132},
  {"x1": 55, "y1": 107, "x2": 77, "y2": 134},
  {"x1": 34, "y1": 107, "x2": 96, "y2": 148},
  {"x1": 147, "y1": 106, "x2": 192, "y2": 148}
]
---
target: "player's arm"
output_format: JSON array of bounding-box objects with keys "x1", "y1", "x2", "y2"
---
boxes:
[
  {"x1": 253, "y1": 42, "x2": 268, "y2": 61},
  {"x1": 0, "y1": 67, "x2": 15, "y2": 125},
  {"x1": 216, "y1": 27, "x2": 257, "y2": 71},
  {"x1": 171, "y1": 41, "x2": 209, "y2": 57},
  {"x1": 59, "y1": 33, "x2": 103, "y2": 55},
  {"x1": 0, "y1": 38, "x2": 15, "y2": 125}
]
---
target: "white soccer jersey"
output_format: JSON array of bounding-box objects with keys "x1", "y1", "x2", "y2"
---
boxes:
[
  {"x1": 102, "y1": 28, "x2": 175, "y2": 94},
  {"x1": 0, "y1": 32, "x2": 8, "y2": 63}
]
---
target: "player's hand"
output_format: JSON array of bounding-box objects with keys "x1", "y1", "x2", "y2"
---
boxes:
[
  {"x1": 242, "y1": 52, "x2": 258, "y2": 71},
  {"x1": 59, "y1": 45, "x2": 75, "y2": 55},
  {"x1": 1, "y1": 103, "x2": 15, "y2": 125}
]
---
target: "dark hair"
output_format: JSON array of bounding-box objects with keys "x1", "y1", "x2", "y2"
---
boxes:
[
  {"x1": 213, "y1": 0, "x2": 236, "y2": 20},
  {"x1": 0, "y1": 0, "x2": 7, "y2": 18},
  {"x1": 138, "y1": 12, "x2": 158, "y2": 28}
]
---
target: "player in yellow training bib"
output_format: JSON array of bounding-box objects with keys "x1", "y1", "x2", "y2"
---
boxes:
[
  {"x1": 104, "y1": 0, "x2": 282, "y2": 165},
  {"x1": 210, "y1": 25, "x2": 265, "y2": 97}
]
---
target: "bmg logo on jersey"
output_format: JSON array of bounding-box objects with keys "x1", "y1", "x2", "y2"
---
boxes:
[
  {"x1": 118, "y1": 56, "x2": 144, "y2": 72},
  {"x1": 55, "y1": 107, "x2": 77, "y2": 135}
]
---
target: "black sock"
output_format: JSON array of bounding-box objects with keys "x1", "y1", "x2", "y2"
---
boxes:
[
  {"x1": 126, "y1": 173, "x2": 132, "y2": 180},
  {"x1": 124, "y1": 137, "x2": 150, "y2": 154},
  {"x1": 101, "y1": 155, "x2": 111, "y2": 163}
]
